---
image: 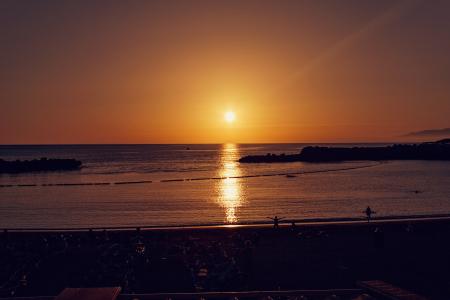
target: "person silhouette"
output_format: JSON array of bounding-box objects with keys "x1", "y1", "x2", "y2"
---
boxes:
[
  {"x1": 364, "y1": 206, "x2": 375, "y2": 222},
  {"x1": 267, "y1": 216, "x2": 284, "y2": 228}
]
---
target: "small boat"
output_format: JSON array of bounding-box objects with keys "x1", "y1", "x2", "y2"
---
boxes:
[{"x1": 286, "y1": 174, "x2": 296, "y2": 178}]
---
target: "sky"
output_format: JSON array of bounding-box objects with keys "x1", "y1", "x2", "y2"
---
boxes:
[{"x1": 1, "y1": 0, "x2": 449, "y2": 144}]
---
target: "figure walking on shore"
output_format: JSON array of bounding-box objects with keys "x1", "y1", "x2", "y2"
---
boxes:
[
  {"x1": 267, "y1": 216, "x2": 284, "y2": 228},
  {"x1": 364, "y1": 206, "x2": 375, "y2": 223}
]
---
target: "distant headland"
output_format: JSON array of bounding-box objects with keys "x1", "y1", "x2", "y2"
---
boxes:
[
  {"x1": 239, "y1": 139, "x2": 450, "y2": 163},
  {"x1": 0, "y1": 158, "x2": 82, "y2": 174}
]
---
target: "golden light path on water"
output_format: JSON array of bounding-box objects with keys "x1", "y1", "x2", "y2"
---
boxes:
[{"x1": 217, "y1": 143, "x2": 243, "y2": 223}]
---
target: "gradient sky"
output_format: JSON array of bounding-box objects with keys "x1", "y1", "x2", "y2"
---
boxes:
[{"x1": 1, "y1": 0, "x2": 449, "y2": 144}]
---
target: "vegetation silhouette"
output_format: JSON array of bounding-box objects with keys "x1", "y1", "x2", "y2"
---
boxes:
[{"x1": 239, "y1": 140, "x2": 450, "y2": 163}]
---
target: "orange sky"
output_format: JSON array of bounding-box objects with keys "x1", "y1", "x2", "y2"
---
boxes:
[{"x1": 1, "y1": 0, "x2": 449, "y2": 144}]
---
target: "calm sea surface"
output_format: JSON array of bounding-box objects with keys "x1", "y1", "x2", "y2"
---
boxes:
[{"x1": 0, "y1": 144, "x2": 449, "y2": 228}]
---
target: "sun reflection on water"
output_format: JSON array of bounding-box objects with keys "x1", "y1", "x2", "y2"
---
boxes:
[{"x1": 217, "y1": 143, "x2": 243, "y2": 223}]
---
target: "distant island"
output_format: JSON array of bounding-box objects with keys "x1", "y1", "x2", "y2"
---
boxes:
[
  {"x1": 239, "y1": 139, "x2": 450, "y2": 163},
  {"x1": 0, "y1": 157, "x2": 82, "y2": 173}
]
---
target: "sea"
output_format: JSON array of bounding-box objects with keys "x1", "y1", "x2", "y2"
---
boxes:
[{"x1": 0, "y1": 144, "x2": 449, "y2": 229}]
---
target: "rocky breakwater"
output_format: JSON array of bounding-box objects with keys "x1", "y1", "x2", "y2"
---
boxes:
[{"x1": 0, "y1": 157, "x2": 82, "y2": 173}]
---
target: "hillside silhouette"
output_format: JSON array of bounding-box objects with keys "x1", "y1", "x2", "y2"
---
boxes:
[{"x1": 239, "y1": 140, "x2": 450, "y2": 163}]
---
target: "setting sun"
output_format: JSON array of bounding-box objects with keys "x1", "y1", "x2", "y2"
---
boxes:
[{"x1": 224, "y1": 111, "x2": 236, "y2": 123}]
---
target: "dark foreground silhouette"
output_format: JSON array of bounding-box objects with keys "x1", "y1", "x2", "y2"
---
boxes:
[
  {"x1": 0, "y1": 158, "x2": 82, "y2": 173},
  {"x1": 239, "y1": 139, "x2": 450, "y2": 163},
  {"x1": 1, "y1": 219, "x2": 450, "y2": 298}
]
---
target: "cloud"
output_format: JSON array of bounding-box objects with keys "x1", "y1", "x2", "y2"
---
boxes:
[{"x1": 404, "y1": 128, "x2": 450, "y2": 137}]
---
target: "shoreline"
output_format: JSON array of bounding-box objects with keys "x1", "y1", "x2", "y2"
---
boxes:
[{"x1": 4, "y1": 213, "x2": 450, "y2": 232}]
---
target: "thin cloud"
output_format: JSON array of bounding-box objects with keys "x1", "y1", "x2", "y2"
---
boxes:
[{"x1": 404, "y1": 128, "x2": 450, "y2": 137}]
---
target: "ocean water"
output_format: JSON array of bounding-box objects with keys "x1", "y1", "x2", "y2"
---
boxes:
[{"x1": 0, "y1": 144, "x2": 449, "y2": 228}]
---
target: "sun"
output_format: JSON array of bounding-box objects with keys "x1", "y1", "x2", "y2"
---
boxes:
[{"x1": 224, "y1": 111, "x2": 236, "y2": 123}]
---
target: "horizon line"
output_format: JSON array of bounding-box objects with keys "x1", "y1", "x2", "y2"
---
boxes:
[{"x1": 0, "y1": 140, "x2": 430, "y2": 146}]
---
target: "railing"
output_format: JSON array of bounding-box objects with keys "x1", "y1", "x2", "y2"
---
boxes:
[
  {"x1": 118, "y1": 289, "x2": 363, "y2": 300},
  {"x1": 0, "y1": 289, "x2": 363, "y2": 300},
  {"x1": 0, "y1": 297, "x2": 54, "y2": 300}
]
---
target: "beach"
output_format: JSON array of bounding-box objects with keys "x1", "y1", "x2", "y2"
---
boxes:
[{"x1": 2, "y1": 216, "x2": 450, "y2": 299}]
